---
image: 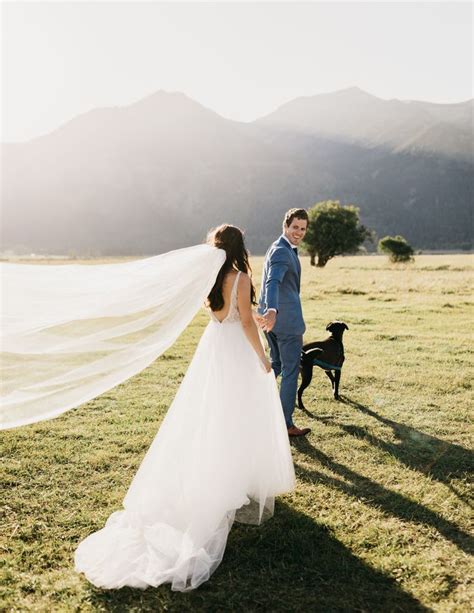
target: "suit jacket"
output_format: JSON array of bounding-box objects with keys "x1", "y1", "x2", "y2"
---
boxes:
[{"x1": 258, "y1": 236, "x2": 305, "y2": 336}]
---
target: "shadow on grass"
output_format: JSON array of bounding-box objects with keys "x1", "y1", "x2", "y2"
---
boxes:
[
  {"x1": 292, "y1": 437, "x2": 474, "y2": 556},
  {"x1": 339, "y1": 396, "x2": 474, "y2": 507},
  {"x1": 88, "y1": 502, "x2": 427, "y2": 613}
]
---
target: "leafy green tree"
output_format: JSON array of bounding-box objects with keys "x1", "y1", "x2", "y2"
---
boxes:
[
  {"x1": 303, "y1": 200, "x2": 373, "y2": 267},
  {"x1": 378, "y1": 235, "x2": 415, "y2": 263}
]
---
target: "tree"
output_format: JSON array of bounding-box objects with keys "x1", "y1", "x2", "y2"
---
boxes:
[
  {"x1": 303, "y1": 200, "x2": 373, "y2": 267},
  {"x1": 378, "y1": 235, "x2": 415, "y2": 263}
]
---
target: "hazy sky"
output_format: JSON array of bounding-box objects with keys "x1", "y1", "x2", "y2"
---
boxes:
[{"x1": 1, "y1": 1, "x2": 472, "y2": 143}]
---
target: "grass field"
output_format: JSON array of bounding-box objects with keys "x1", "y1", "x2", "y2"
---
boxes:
[{"x1": 1, "y1": 254, "x2": 473, "y2": 612}]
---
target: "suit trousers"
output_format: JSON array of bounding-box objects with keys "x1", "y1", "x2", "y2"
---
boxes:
[{"x1": 265, "y1": 331, "x2": 302, "y2": 428}]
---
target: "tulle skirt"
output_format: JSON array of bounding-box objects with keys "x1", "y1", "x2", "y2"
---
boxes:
[{"x1": 75, "y1": 319, "x2": 295, "y2": 591}]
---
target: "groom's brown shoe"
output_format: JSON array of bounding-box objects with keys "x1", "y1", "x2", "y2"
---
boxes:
[{"x1": 287, "y1": 425, "x2": 311, "y2": 437}]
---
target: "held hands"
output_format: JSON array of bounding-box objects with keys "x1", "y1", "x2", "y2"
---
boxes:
[{"x1": 255, "y1": 309, "x2": 277, "y2": 333}]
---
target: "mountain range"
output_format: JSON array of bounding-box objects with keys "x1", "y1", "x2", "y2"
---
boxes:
[{"x1": 1, "y1": 87, "x2": 472, "y2": 255}]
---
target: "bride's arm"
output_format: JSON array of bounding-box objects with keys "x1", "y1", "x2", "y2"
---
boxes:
[{"x1": 237, "y1": 273, "x2": 272, "y2": 373}]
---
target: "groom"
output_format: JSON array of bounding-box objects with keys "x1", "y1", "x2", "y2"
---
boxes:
[{"x1": 258, "y1": 208, "x2": 310, "y2": 437}]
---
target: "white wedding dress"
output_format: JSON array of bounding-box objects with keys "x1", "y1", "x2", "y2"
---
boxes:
[{"x1": 74, "y1": 272, "x2": 295, "y2": 591}]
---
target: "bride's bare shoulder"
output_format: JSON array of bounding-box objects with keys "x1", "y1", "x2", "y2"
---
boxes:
[
  {"x1": 225, "y1": 270, "x2": 248, "y2": 287},
  {"x1": 237, "y1": 273, "x2": 251, "y2": 300},
  {"x1": 237, "y1": 271, "x2": 250, "y2": 286}
]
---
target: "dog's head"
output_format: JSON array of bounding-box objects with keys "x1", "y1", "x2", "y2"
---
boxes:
[{"x1": 326, "y1": 321, "x2": 349, "y2": 336}]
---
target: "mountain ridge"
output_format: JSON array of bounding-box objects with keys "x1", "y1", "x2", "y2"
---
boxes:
[
  {"x1": 3, "y1": 87, "x2": 472, "y2": 146},
  {"x1": 1, "y1": 88, "x2": 472, "y2": 255},
  {"x1": 258, "y1": 87, "x2": 473, "y2": 161}
]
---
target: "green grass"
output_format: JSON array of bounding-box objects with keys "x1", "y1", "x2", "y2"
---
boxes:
[{"x1": 1, "y1": 254, "x2": 473, "y2": 612}]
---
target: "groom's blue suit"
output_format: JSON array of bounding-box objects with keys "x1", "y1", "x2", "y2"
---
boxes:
[{"x1": 259, "y1": 235, "x2": 305, "y2": 427}]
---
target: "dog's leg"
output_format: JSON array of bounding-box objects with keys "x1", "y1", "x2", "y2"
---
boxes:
[
  {"x1": 324, "y1": 370, "x2": 335, "y2": 394},
  {"x1": 333, "y1": 370, "x2": 341, "y2": 400},
  {"x1": 325, "y1": 370, "x2": 335, "y2": 392},
  {"x1": 298, "y1": 362, "x2": 314, "y2": 411}
]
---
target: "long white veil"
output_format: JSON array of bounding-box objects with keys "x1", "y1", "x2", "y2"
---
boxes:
[{"x1": 0, "y1": 244, "x2": 225, "y2": 429}]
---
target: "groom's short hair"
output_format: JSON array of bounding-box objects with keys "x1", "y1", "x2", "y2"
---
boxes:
[{"x1": 283, "y1": 208, "x2": 309, "y2": 230}]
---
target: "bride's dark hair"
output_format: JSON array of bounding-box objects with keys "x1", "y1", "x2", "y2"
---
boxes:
[{"x1": 206, "y1": 224, "x2": 256, "y2": 311}]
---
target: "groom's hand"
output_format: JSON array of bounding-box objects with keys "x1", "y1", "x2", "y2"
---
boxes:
[{"x1": 260, "y1": 309, "x2": 277, "y2": 333}]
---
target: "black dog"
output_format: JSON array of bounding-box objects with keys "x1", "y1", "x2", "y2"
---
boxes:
[{"x1": 298, "y1": 321, "x2": 349, "y2": 410}]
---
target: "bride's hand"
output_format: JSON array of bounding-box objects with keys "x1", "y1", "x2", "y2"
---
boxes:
[{"x1": 259, "y1": 355, "x2": 272, "y2": 373}]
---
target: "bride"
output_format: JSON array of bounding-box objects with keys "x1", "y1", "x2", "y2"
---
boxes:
[{"x1": 74, "y1": 225, "x2": 295, "y2": 591}]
